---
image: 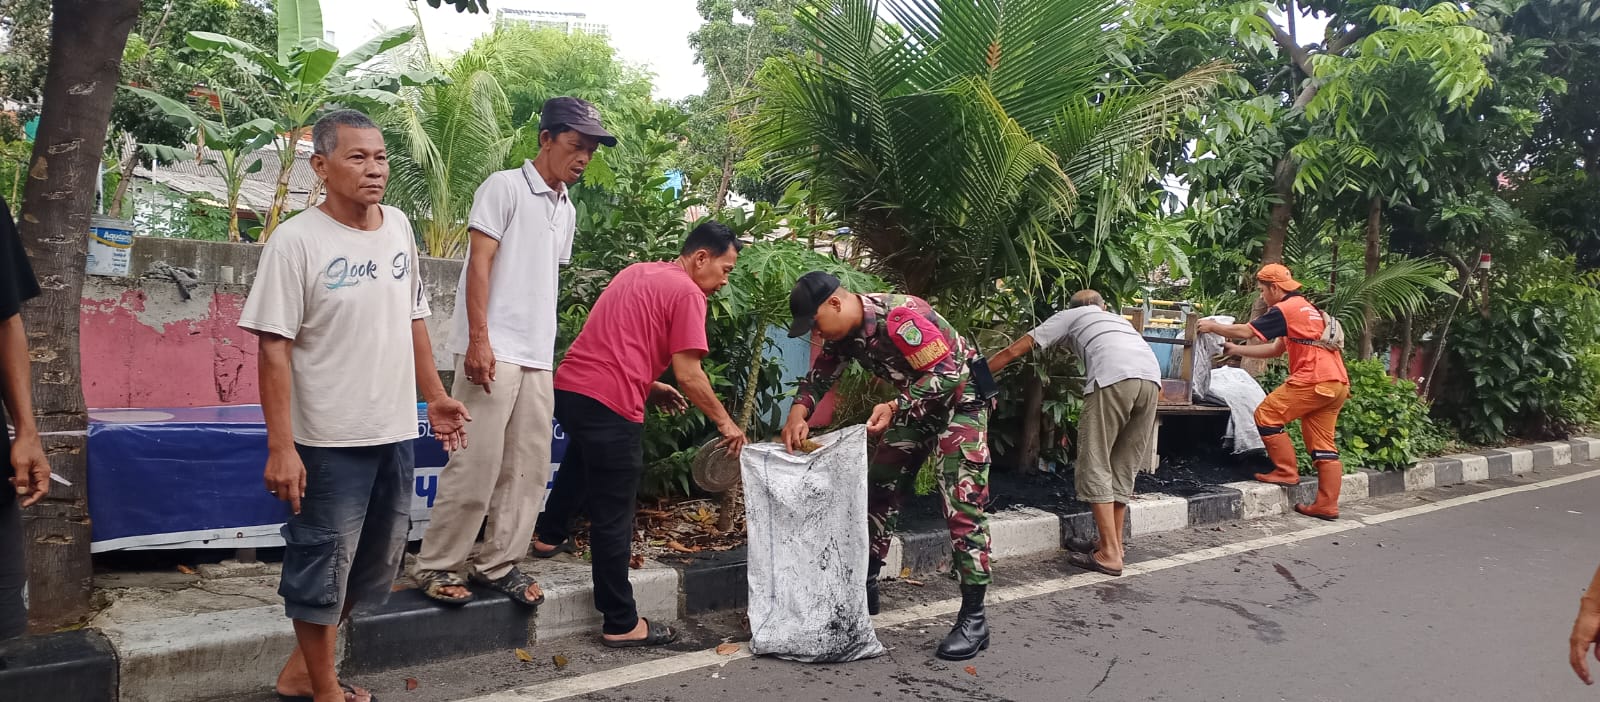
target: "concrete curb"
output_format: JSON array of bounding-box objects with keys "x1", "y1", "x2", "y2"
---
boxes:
[
  {"x1": 12, "y1": 438, "x2": 1593, "y2": 702},
  {"x1": 0, "y1": 629, "x2": 117, "y2": 702},
  {"x1": 94, "y1": 560, "x2": 679, "y2": 702}
]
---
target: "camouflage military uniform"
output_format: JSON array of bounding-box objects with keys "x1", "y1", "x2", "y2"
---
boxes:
[{"x1": 794, "y1": 293, "x2": 992, "y2": 586}]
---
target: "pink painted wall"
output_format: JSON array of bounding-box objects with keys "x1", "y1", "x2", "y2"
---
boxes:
[{"x1": 80, "y1": 286, "x2": 259, "y2": 408}]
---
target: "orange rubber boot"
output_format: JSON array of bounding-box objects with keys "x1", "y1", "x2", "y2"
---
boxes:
[
  {"x1": 1255, "y1": 432, "x2": 1300, "y2": 486},
  {"x1": 1294, "y1": 461, "x2": 1343, "y2": 520}
]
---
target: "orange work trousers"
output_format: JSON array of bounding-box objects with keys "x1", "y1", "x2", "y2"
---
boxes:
[{"x1": 1255, "y1": 381, "x2": 1349, "y2": 465}]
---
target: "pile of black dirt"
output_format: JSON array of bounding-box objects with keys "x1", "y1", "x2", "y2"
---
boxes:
[
  {"x1": 1135, "y1": 450, "x2": 1273, "y2": 496},
  {"x1": 897, "y1": 445, "x2": 1274, "y2": 530}
]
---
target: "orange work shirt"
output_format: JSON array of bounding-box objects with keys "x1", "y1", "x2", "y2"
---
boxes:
[{"x1": 1248, "y1": 293, "x2": 1349, "y2": 385}]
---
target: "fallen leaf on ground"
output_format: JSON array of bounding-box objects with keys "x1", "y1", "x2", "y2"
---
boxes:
[
  {"x1": 552, "y1": 654, "x2": 569, "y2": 668},
  {"x1": 514, "y1": 648, "x2": 534, "y2": 663},
  {"x1": 629, "y1": 554, "x2": 645, "y2": 569},
  {"x1": 716, "y1": 643, "x2": 740, "y2": 655},
  {"x1": 667, "y1": 540, "x2": 701, "y2": 554},
  {"x1": 964, "y1": 666, "x2": 977, "y2": 677},
  {"x1": 899, "y1": 567, "x2": 912, "y2": 579},
  {"x1": 405, "y1": 678, "x2": 419, "y2": 691},
  {"x1": 903, "y1": 578, "x2": 925, "y2": 587},
  {"x1": 177, "y1": 565, "x2": 196, "y2": 575}
]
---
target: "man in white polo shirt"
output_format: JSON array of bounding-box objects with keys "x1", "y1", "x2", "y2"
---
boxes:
[{"x1": 413, "y1": 97, "x2": 617, "y2": 607}]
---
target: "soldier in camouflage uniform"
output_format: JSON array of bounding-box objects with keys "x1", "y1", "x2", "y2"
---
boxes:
[{"x1": 781, "y1": 271, "x2": 993, "y2": 662}]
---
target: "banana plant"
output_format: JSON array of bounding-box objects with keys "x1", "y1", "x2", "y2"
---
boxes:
[
  {"x1": 182, "y1": 0, "x2": 440, "y2": 240},
  {"x1": 121, "y1": 85, "x2": 276, "y2": 241},
  {"x1": 709, "y1": 235, "x2": 885, "y2": 530}
]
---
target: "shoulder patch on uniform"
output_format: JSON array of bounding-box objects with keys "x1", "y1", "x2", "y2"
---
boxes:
[{"x1": 887, "y1": 307, "x2": 951, "y2": 371}]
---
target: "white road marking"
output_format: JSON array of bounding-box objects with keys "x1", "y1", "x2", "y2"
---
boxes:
[{"x1": 458, "y1": 467, "x2": 1600, "y2": 702}]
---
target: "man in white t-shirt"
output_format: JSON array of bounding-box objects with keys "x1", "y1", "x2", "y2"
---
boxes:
[
  {"x1": 240, "y1": 110, "x2": 469, "y2": 702},
  {"x1": 414, "y1": 97, "x2": 617, "y2": 607},
  {"x1": 988, "y1": 290, "x2": 1160, "y2": 578}
]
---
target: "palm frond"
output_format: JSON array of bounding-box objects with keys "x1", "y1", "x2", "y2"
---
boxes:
[{"x1": 1319, "y1": 257, "x2": 1460, "y2": 336}]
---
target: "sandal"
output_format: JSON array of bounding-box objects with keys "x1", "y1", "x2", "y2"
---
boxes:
[
  {"x1": 1067, "y1": 550, "x2": 1123, "y2": 577},
  {"x1": 276, "y1": 681, "x2": 376, "y2": 702},
  {"x1": 530, "y1": 539, "x2": 573, "y2": 559},
  {"x1": 470, "y1": 567, "x2": 545, "y2": 607},
  {"x1": 418, "y1": 569, "x2": 474, "y2": 606},
  {"x1": 601, "y1": 618, "x2": 677, "y2": 648}
]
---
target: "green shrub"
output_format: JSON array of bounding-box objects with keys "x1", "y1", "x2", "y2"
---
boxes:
[
  {"x1": 1261, "y1": 359, "x2": 1447, "y2": 472},
  {"x1": 1439, "y1": 278, "x2": 1600, "y2": 442}
]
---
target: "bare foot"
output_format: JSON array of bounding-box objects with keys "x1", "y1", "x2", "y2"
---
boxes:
[
  {"x1": 276, "y1": 648, "x2": 370, "y2": 702},
  {"x1": 531, "y1": 540, "x2": 561, "y2": 555},
  {"x1": 524, "y1": 581, "x2": 544, "y2": 601},
  {"x1": 275, "y1": 681, "x2": 368, "y2": 702}
]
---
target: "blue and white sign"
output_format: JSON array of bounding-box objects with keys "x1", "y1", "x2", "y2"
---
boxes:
[{"x1": 85, "y1": 404, "x2": 566, "y2": 552}]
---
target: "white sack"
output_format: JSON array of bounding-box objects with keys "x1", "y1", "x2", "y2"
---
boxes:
[
  {"x1": 1210, "y1": 366, "x2": 1268, "y2": 453},
  {"x1": 742, "y1": 425, "x2": 885, "y2": 662}
]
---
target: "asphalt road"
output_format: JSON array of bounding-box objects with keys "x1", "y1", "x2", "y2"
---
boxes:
[{"x1": 231, "y1": 461, "x2": 1600, "y2": 702}]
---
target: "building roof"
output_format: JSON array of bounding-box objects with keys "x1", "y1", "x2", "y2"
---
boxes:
[{"x1": 133, "y1": 141, "x2": 322, "y2": 214}]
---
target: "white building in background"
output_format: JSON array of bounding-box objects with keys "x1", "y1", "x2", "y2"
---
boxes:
[{"x1": 495, "y1": 7, "x2": 610, "y2": 37}]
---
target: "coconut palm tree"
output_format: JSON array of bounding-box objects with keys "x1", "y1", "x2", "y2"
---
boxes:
[
  {"x1": 382, "y1": 26, "x2": 528, "y2": 258},
  {"x1": 745, "y1": 0, "x2": 1226, "y2": 310}
]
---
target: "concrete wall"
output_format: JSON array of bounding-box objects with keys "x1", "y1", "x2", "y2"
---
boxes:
[{"x1": 81, "y1": 236, "x2": 462, "y2": 409}]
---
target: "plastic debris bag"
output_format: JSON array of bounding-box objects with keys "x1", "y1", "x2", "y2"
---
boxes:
[
  {"x1": 1192, "y1": 315, "x2": 1235, "y2": 404},
  {"x1": 1210, "y1": 366, "x2": 1268, "y2": 453},
  {"x1": 742, "y1": 425, "x2": 885, "y2": 662}
]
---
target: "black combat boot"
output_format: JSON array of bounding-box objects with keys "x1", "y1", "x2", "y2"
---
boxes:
[
  {"x1": 935, "y1": 584, "x2": 990, "y2": 661},
  {"x1": 866, "y1": 559, "x2": 883, "y2": 616}
]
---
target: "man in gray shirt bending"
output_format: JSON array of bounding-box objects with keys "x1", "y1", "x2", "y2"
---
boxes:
[{"x1": 989, "y1": 290, "x2": 1160, "y2": 577}]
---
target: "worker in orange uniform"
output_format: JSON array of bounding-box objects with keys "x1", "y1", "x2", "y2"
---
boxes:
[{"x1": 1197, "y1": 264, "x2": 1350, "y2": 520}]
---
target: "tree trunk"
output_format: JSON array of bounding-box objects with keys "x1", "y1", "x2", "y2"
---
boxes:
[
  {"x1": 1360, "y1": 195, "x2": 1382, "y2": 360},
  {"x1": 1016, "y1": 370, "x2": 1044, "y2": 472},
  {"x1": 717, "y1": 329, "x2": 767, "y2": 533},
  {"x1": 1262, "y1": 156, "x2": 1296, "y2": 266},
  {"x1": 305, "y1": 178, "x2": 324, "y2": 209},
  {"x1": 260, "y1": 127, "x2": 305, "y2": 241},
  {"x1": 1329, "y1": 235, "x2": 1339, "y2": 295},
  {"x1": 1421, "y1": 252, "x2": 1481, "y2": 399},
  {"x1": 1397, "y1": 314, "x2": 1414, "y2": 380},
  {"x1": 712, "y1": 147, "x2": 735, "y2": 214},
  {"x1": 106, "y1": 133, "x2": 137, "y2": 219},
  {"x1": 19, "y1": 0, "x2": 141, "y2": 631}
]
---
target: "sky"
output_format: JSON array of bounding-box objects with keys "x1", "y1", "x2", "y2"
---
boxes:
[
  {"x1": 323, "y1": 2, "x2": 1338, "y2": 104},
  {"x1": 322, "y1": 0, "x2": 709, "y2": 100}
]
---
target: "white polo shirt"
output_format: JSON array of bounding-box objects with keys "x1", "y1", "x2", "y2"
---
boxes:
[{"x1": 448, "y1": 161, "x2": 575, "y2": 370}]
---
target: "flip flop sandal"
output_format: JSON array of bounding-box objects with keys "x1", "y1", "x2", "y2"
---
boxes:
[
  {"x1": 418, "y1": 569, "x2": 475, "y2": 606},
  {"x1": 276, "y1": 681, "x2": 376, "y2": 702},
  {"x1": 1067, "y1": 550, "x2": 1123, "y2": 577},
  {"x1": 601, "y1": 618, "x2": 677, "y2": 648},
  {"x1": 530, "y1": 540, "x2": 574, "y2": 559},
  {"x1": 471, "y1": 567, "x2": 545, "y2": 607}
]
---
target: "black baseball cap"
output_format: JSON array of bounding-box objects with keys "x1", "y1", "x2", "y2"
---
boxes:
[
  {"x1": 787, "y1": 271, "x2": 841, "y2": 338},
  {"x1": 538, "y1": 96, "x2": 617, "y2": 147}
]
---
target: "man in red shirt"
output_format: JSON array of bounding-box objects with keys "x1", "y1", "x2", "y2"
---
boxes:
[
  {"x1": 1198, "y1": 264, "x2": 1350, "y2": 520},
  {"x1": 531, "y1": 222, "x2": 748, "y2": 647}
]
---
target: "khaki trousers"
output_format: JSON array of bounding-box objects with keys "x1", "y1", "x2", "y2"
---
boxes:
[
  {"x1": 415, "y1": 357, "x2": 554, "y2": 580},
  {"x1": 1076, "y1": 379, "x2": 1159, "y2": 504}
]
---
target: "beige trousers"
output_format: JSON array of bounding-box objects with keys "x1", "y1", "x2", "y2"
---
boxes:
[
  {"x1": 1076, "y1": 378, "x2": 1159, "y2": 504},
  {"x1": 415, "y1": 357, "x2": 554, "y2": 580}
]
